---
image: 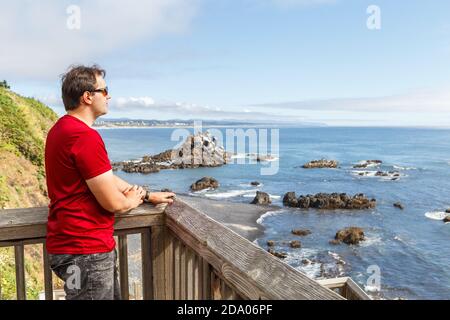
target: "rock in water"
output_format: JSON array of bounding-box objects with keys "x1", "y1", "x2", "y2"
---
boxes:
[
  {"x1": 334, "y1": 227, "x2": 365, "y2": 245},
  {"x1": 282, "y1": 192, "x2": 376, "y2": 210},
  {"x1": 250, "y1": 181, "x2": 261, "y2": 186},
  {"x1": 443, "y1": 216, "x2": 450, "y2": 223},
  {"x1": 291, "y1": 229, "x2": 312, "y2": 236},
  {"x1": 353, "y1": 160, "x2": 382, "y2": 168},
  {"x1": 302, "y1": 159, "x2": 339, "y2": 169},
  {"x1": 446, "y1": 209, "x2": 450, "y2": 214},
  {"x1": 250, "y1": 191, "x2": 271, "y2": 205},
  {"x1": 290, "y1": 240, "x2": 301, "y2": 248},
  {"x1": 283, "y1": 192, "x2": 298, "y2": 207},
  {"x1": 267, "y1": 240, "x2": 275, "y2": 247},
  {"x1": 112, "y1": 131, "x2": 231, "y2": 173},
  {"x1": 393, "y1": 202, "x2": 404, "y2": 210},
  {"x1": 268, "y1": 249, "x2": 287, "y2": 259},
  {"x1": 190, "y1": 177, "x2": 219, "y2": 191}
]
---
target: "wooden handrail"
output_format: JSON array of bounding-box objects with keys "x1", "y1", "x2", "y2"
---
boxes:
[
  {"x1": 0, "y1": 200, "x2": 346, "y2": 300},
  {"x1": 0, "y1": 203, "x2": 166, "y2": 244},
  {"x1": 164, "y1": 199, "x2": 343, "y2": 300}
]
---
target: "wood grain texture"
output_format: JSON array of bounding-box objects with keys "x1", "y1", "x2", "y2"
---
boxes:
[{"x1": 165, "y1": 199, "x2": 343, "y2": 300}]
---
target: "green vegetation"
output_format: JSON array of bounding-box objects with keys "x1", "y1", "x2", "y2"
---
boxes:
[
  {"x1": 0, "y1": 87, "x2": 58, "y2": 167},
  {"x1": 0, "y1": 87, "x2": 58, "y2": 299},
  {"x1": 0, "y1": 80, "x2": 10, "y2": 89}
]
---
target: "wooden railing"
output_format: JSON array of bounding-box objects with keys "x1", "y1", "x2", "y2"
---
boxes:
[{"x1": 0, "y1": 199, "x2": 354, "y2": 300}]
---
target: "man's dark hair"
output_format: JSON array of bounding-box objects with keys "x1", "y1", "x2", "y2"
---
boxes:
[{"x1": 61, "y1": 65, "x2": 106, "y2": 111}]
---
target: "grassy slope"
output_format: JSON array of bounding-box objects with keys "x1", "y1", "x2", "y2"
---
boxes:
[{"x1": 0, "y1": 87, "x2": 59, "y2": 299}]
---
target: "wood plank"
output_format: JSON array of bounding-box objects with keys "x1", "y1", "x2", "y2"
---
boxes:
[
  {"x1": 118, "y1": 235, "x2": 129, "y2": 300},
  {"x1": 42, "y1": 243, "x2": 53, "y2": 300},
  {"x1": 164, "y1": 229, "x2": 174, "y2": 300},
  {"x1": 14, "y1": 245, "x2": 26, "y2": 300},
  {"x1": 222, "y1": 281, "x2": 233, "y2": 300},
  {"x1": 186, "y1": 248, "x2": 194, "y2": 300},
  {"x1": 165, "y1": 199, "x2": 343, "y2": 300},
  {"x1": 197, "y1": 256, "x2": 203, "y2": 299},
  {"x1": 180, "y1": 244, "x2": 186, "y2": 299},
  {"x1": 211, "y1": 271, "x2": 221, "y2": 300},
  {"x1": 141, "y1": 228, "x2": 153, "y2": 300},
  {"x1": 173, "y1": 237, "x2": 181, "y2": 300},
  {"x1": 0, "y1": 238, "x2": 45, "y2": 248},
  {"x1": 202, "y1": 259, "x2": 211, "y2": 300},
  {"x1": 0, "y1": 204, "x2": 166, "y2": 242},
  {"x1": 151, "y1": 225, "x2": 166, "y2": 300}
]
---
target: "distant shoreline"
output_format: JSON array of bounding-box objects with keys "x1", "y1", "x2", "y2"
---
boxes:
[{"x1": 94, "y1": 124, "x2": 288, "y2": 129}]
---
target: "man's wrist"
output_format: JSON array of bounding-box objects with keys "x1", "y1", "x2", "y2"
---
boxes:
[{"x1": 144, "y1": 191, "x2": 152, "y2": 203}]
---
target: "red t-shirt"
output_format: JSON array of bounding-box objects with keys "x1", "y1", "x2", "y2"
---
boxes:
[{"x1": 45, "y1": 114, "x2": 115, "y2": 254}]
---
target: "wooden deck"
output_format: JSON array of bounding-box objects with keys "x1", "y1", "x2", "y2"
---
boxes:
[{"x1": 0, "y1": 199, "x2": 369, "y2": 300}]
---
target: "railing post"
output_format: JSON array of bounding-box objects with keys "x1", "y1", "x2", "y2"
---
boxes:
[
  {"x1": 141, "y1": 228, "x2": 153, "y2": 300},
  {"x1": 42, "y1": 244, "x2": 53, "y2": 300},
  {"x1": 14, "y1": 245, "x2": 26, "y2": 300},
  {"x1": 151, "y1": 225, "x2": 166, "y2": 300},
  {"x1": 118, "y1": 235, "x2": 129, "y2": 300},
  {"x1": 164, "y1": 230, "x2": 174, "y2": 300}
]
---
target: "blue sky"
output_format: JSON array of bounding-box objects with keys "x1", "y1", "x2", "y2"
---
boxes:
[{"x1": 1, "y1": 0, "x2": 450, "y2": 126}]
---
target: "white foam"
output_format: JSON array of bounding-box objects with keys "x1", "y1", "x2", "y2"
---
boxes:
[
  {"x1": 242, "y1": 193, "x2": 281, "y2": 199},
  {"x1": 203, "y1": 189, "x2": 255, "y2": 199},
  {"x1": 425, "y1": 211, "x2": 447, "y2": 221},
  {"x1": 238, "y1": 182, "x2": 264, "y2": 188},
  {"x1": 351, "y1": 170, "x2": 405, "y2": 180},
  {"x1": 393, "y1": 165, "x2": 416, "y2": 170},
  {"x1": 359, "y1": 236, "x2": 382, "y2": 247},
  {"x1": 231, "y1": 153, "x2": 247, "y2": 159},
  {"x1": 256, "y1": 210, "x2": 285, "y2": 224},
  {"x1": 230, "y1": 153, "x2": 279, "y2": 162},
  {"x1": 328, "y1": 251, "x2": 344, "y2": 262}
]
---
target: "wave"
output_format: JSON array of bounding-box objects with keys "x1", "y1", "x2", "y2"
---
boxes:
[
  {"x1": 203, "y1": 189, "x2": 255, "y2": 199},
  {"x1": 256, "y1": 209, "x2": 285, "y2": 224},
  {"x1": 188, "y1": 187, "x2": 213, "y2": 196},
  {"x1": 242, "y1": 193, "x2": 281, "y2": 199},
  {"x1": 351, "y1": 170, "x2": 406, "y2": 180},
  {"x1": 425, "y1": 211, "x2": 447, "y2": 221},
  {"x1": 230, "y1": 153, "x2": 279, "y2": 162},
  {"x1": 393, "y1": 165, "x2": 417, "y2": 171},
  {"x1": 238, "y1": 182, "x2": 264, "y2": 187},
  {"x1": 286, "y1": 248, "x2": 322, "y2": 279},
  {"x1": 360, "y1": 235, "x2": 383, "y2": 247}
]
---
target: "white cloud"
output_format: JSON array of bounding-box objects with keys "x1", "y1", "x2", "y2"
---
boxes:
[
  {"x1": 252, "y1": 87, "x2": 450, "y2": 113},
  {"x1": 271, "y1": 0, "x2": 337, "y2": 7},
  {"x1": 109, "y1": 96, "x2": 302, "y2": 121},
  {"x1": 0, "y1": 0, "x2": 199, "y2": 79}
]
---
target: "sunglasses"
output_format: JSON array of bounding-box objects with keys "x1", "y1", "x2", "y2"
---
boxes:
[{"x1": 91, "y1": 86, "x2": 109, "y2": 97}]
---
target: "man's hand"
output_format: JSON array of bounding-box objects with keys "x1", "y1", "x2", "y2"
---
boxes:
[
  {"x1": 148, "y1": 192, "x2": 176, "y2": 205},
  {"x1": 123, "y1": 185, "x2": 146, "y2": 209}
]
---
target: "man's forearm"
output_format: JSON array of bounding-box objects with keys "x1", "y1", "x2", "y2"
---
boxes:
[{"x1": 113, "y1": 175, "x2": 133, "y2": 193}]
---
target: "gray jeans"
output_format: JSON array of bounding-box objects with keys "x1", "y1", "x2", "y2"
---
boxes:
[{"x1": 49, "y1": 249, "x2": 121, "y2": 300}]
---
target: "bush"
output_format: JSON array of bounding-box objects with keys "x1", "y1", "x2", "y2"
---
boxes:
[{"x1": 0, "y1": 80, "x2": 10, "y2": 89}]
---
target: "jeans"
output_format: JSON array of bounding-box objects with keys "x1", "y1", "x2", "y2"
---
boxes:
[{"x1": 48, "y1": 249, "x2": 121, "y2": 300}]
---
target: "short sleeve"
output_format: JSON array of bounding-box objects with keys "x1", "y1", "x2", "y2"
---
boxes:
[{"x1": 72, "y1": 130, "x2": 112, "y2": 180}]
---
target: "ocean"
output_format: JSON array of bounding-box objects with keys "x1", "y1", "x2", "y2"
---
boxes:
[{"x1": 98, "y1": 126, "x2": 450, "y2": 300}]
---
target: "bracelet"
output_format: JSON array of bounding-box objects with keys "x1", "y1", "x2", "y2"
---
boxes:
[{"x1": 144, "y1": 191, "x2": 151, "y2": 203}]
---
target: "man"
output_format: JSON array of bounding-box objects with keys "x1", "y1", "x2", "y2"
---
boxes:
[{"x1": 45, "y1": 65, "x2": 175, "y2": 300}]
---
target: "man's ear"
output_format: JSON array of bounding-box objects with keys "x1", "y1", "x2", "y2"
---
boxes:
[{"x1": 80, "y1": 91, "x2": 93, "y2": 105}]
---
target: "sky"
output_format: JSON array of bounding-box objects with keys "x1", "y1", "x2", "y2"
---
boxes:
[{"x1": 1, "y1": 0, "x2": 450, "y2": 126}]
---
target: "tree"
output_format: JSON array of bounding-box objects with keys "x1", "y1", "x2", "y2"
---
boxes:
[{"x1": 0, "y1": 80, "x2": 10, "y2": 89}]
